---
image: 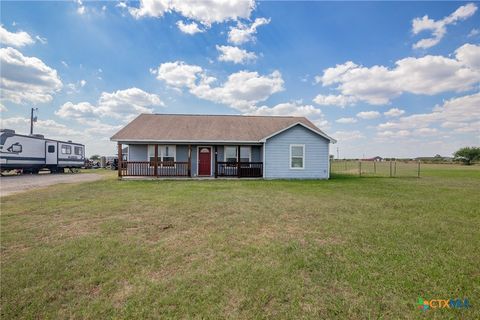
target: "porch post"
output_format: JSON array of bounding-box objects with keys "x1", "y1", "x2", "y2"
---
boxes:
[
  {"x1": 117, "y1": 142, "x2": 122, "y2": 178},
  {"x1": 214, "y1": 146, "x2": 218, "y2": 178},
  {"x1": 188, "y1": 145, "x2": 192, "y2": 177},
  {"x1": 237, "y1": 145, "x2": 241, "y2": 178},
  {"x1": 154, "y1": 144, "x2": 158, "y2": 177}
]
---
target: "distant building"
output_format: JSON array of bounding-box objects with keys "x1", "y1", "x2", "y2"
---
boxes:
[{"x1": 363, "y1": 156, "x2": 383, "y2": 162}]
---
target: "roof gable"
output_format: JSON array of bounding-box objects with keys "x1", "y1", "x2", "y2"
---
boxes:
[{"x1": 110, "y1": 114, "x2": 335, "y2": 143}]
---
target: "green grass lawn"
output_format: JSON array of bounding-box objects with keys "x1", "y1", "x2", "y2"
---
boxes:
[{"x1": 1, "y1": 165, "x2": 479, "y2": 319}]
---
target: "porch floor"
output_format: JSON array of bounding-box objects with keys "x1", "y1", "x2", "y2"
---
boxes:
[{"x1": 120, "y1": 176, "x2": 263, "y2": 181}]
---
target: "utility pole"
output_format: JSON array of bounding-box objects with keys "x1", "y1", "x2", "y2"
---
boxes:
[{"x1": 30, "y1": 107, "x2": 38, "y2": 135}]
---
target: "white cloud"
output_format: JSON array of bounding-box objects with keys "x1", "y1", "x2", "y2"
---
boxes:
[
  {"x1": 97, "y1": 87, "x2": 164, "y2": 119},
  {"x1": 216, "y1": 45, "x2": 257, "y2": 64},
  {"x1": 228, "y1": 17, "x2": 270, "y2": 45},
  {"x1": 0, "y1": 47, "x2": 62, "y2": 104},
  {"x1": 336, "y1": 117, "x2": 357, "y2": 124},
  {"x1": 377, "y1": 92, "x2": 480, "y2": 135},
  {"x1": 377, "y1": 130, "x2": 411, "y2": 138},
  {"x1": 129, "y1": 0, "x2": 255, "y2": 27},
  {"x1": 1, "y1": 116, "x2": 83, "y2": 137},
  {"x1": 415, "y1": 127, "x2": 438, "y2": 135},
  {"x1": 412, "y1": 3, "x2": 477, "y2": 49},
  {"x1": 0, "y1": 25, "x2": 34, "y2": 47},
  {"x1": 332, "y1": 130, "x2": 364, "y2": 141},
  {"x1": 56, "y1": 88, "x2": 164, "y2": 122},
  {"x1": 190, "y1": 70, "x2": 284, "y2": 112},
  {"x1": 455, "y1": 43, "x2": 480, "y2": 69},
  {"x1": 65, "y1": 80, "x2": 87, "y2": 94},
  {"x1": 248, "y1": 102, "x2": 328, "y2": 128},
  {"x1": 154, "y1": 61, "x2": 284, "y2": 112},
  {"x1": 55, "y1": 101, "x2": 97, "y2": 120},
  {"x1": 249, "y1": 102, "x2": 321, "y2": 117},
  {"x1": 468, "y1": 28, "x2": 480, "y2": 37},
  {"x1": 116, "y1": 2, "x2": 127, "y2": 9},
  {"x1": 315, "y1": 44, "x2": 480, "y2": 105},
  {"x1": 357, "y1": 111, "x2": 380, "y2": 120},
  {"x1": 384, "y1": 108, "x2": 405, "y2": 117},
  {"x1": 0, "y1": 103, "x2": 7, "y2": 112},
  {"x1": 176, "y1": 21, "x2": 204, "y2": 34},
  {"x1": 313, "y1": 94, "x2": 358, "y2": 107},
  {"x1": 153, "y1": 61, "x2": 204, "y2": 88},
  {"x1": 77, "y1": 0, "x2": 86, "y2": 15},
  {"x1": 35, "y1": 35, "x2": 47, "y2": 44}
]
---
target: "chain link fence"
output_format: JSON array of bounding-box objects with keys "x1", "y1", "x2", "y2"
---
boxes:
[{"x1": 331, "y1": 160, "x2": 421, "y2": 177}]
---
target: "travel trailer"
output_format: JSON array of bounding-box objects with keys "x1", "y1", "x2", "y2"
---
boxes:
[{"x1": 0, "y1": 129, "x2": 85, "y2": 174}]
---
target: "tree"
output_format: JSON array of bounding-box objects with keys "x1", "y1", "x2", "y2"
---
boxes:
[
  {"x1": 454, "y1": 147, "x2": 480, "y2": 165},
  {"x1": 90, "y1": 154, "x2": 101, "y2": 161}
]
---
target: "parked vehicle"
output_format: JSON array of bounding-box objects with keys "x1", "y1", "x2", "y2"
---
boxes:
[{"x1": 0, "y1": 129, "x2": 85, "y2": 174}]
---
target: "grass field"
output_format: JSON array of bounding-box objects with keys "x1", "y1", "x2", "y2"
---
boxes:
[{"x1": 1, "y1": 164, "x2": 479, "y2": 319}]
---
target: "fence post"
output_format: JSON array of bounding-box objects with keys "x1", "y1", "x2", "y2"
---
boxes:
[
  {"x1": 394, "y1": 160, "x2": 397, "y2": 177},
  {"x1": 389, "y1": 160, "x2": 392, "y2": 178},
  {"x1": 359, "y1": 161, "x2": 362, "y2": 176},
  {"x1": 345, "y1": 160, "x2": 347, "y2": 171},
  {"x1": 417, "y1": 161, "x2": 421, "y2": 178},
  {"x1": 374, "y1": 161, "x2": 376, "y2": 175}
]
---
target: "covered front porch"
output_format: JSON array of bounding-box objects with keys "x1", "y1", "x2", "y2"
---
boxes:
[{"x1": 117, "y1": 143, "x2": 264, "y2": 178}]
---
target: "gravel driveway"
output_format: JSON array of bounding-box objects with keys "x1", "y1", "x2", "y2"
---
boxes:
[{"x1": 0, "y1": 173, "x2": 104, "y2": 197}]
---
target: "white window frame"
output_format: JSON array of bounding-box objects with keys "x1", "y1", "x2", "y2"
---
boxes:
[
  {"x1": 240, "y1": 146, "x2": 252, "y2": 163},
  {"x1": 61, "y1": 144, "x2": 72, "y2": 155},
  {"x1": 289, "y1": 144, "x2": 305, "y2": 170},
  {"x1": 224, "y1": 146, "x2": 251, "y2": 162},
  {"x1": 224, "y1": 146, "x2": 237, "y2": 162},
  {"x1": 160, "y1": 145, "x2": 176, "y2": 162},
  {"x1": 148, "y1": 145, "x2": 176, "y2": 166},
  {"x1": 74, "y1": 146, "x2": 83, "y2": 156}
]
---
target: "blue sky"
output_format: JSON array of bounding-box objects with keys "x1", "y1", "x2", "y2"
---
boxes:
[{"x1": 1, "y1": 1, "x2": 479, "y2": 157}]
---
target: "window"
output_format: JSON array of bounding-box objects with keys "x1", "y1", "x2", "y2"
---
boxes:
[
  {"x1": 148, "y1": 145, "x2": 176, "y2": 166},
  {"x1": 240, "y1": 146, "x2": 251, "y2": 163},
  {"x1": 61, "y1": 145, "x2": 71, "y2": 154},
  {"x1": 224, "y1": 146, "x2": 237, "y2": 163},
  {"x1": 290, "y1": 145, "x2": 304, "y2": 169},
  {"x1": 161, "y1": 145, "x2": 176, "y2": 166},
  {"x1": 48, "y1": 145, "x2": 55, "y2": 153},
  {"x1": 74, "y1": 146, "x2": 82, "y2": 156}
]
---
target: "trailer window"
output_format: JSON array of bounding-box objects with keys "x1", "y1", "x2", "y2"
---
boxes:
[
  {"x1": 48, "y1": 145, "x2": 55, "y2": 153},
  {"x1": 61, "y1": 145, "x2": 72, "y2": 154},
  {"x1": 74, "y1": 146, "x2": 82, "y2": 155}
]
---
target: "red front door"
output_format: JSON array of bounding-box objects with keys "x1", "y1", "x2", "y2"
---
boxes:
[{"x1": 198, "y1": 147, "x2": 211, "y2": 176}]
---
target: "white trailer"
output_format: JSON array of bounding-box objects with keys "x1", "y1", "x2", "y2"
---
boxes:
[{"x1": 0, "y1": 129, "x2": 85, "y2": 174}]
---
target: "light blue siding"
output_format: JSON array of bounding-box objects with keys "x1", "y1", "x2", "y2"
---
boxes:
[
  {"x1": 264, "y1": 125, "x2": 330, "y2": 179},
  {"x1": 128, "y1": 144, "x2": 147, "y2": 161},
  {"x1": 128, "y1": 144, "x2": 189, "y2": 162}
]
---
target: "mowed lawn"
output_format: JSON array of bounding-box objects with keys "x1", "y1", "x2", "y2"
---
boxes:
[{"x1": 1, "y1": 165, "x2": 479, "y2": 319}]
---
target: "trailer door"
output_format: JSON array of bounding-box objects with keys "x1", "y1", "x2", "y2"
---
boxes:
[{"x1": 45, "y1": 141, "x2": 57, "y2": 165}]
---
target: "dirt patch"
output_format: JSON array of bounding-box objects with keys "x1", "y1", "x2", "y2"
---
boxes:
[
  {"x1": 112, "y1": 281, "x2": 134, "y2": 308},
  {"x1": 0, "y1": 173, "x2": 104, "y2": 197}
]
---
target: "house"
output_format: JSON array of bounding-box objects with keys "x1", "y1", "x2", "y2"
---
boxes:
[
  {"x1": 110, "y1": 114, "x2": 336, "y2": 179},
  {"x1": 363, "y1": 156, "x2": 383, "y2": 162}
]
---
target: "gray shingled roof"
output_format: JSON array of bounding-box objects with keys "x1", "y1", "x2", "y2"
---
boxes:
[{"x1": 110, "y1": 114, "x2": 335, "y2": 142}]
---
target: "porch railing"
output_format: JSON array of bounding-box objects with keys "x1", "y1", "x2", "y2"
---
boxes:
[
  {"x1": 120, "y1": 161, "x2": 189, "y2": 177},
  {"x1": 216, "y1": 162, "x2": 263, "y2": 178}
]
